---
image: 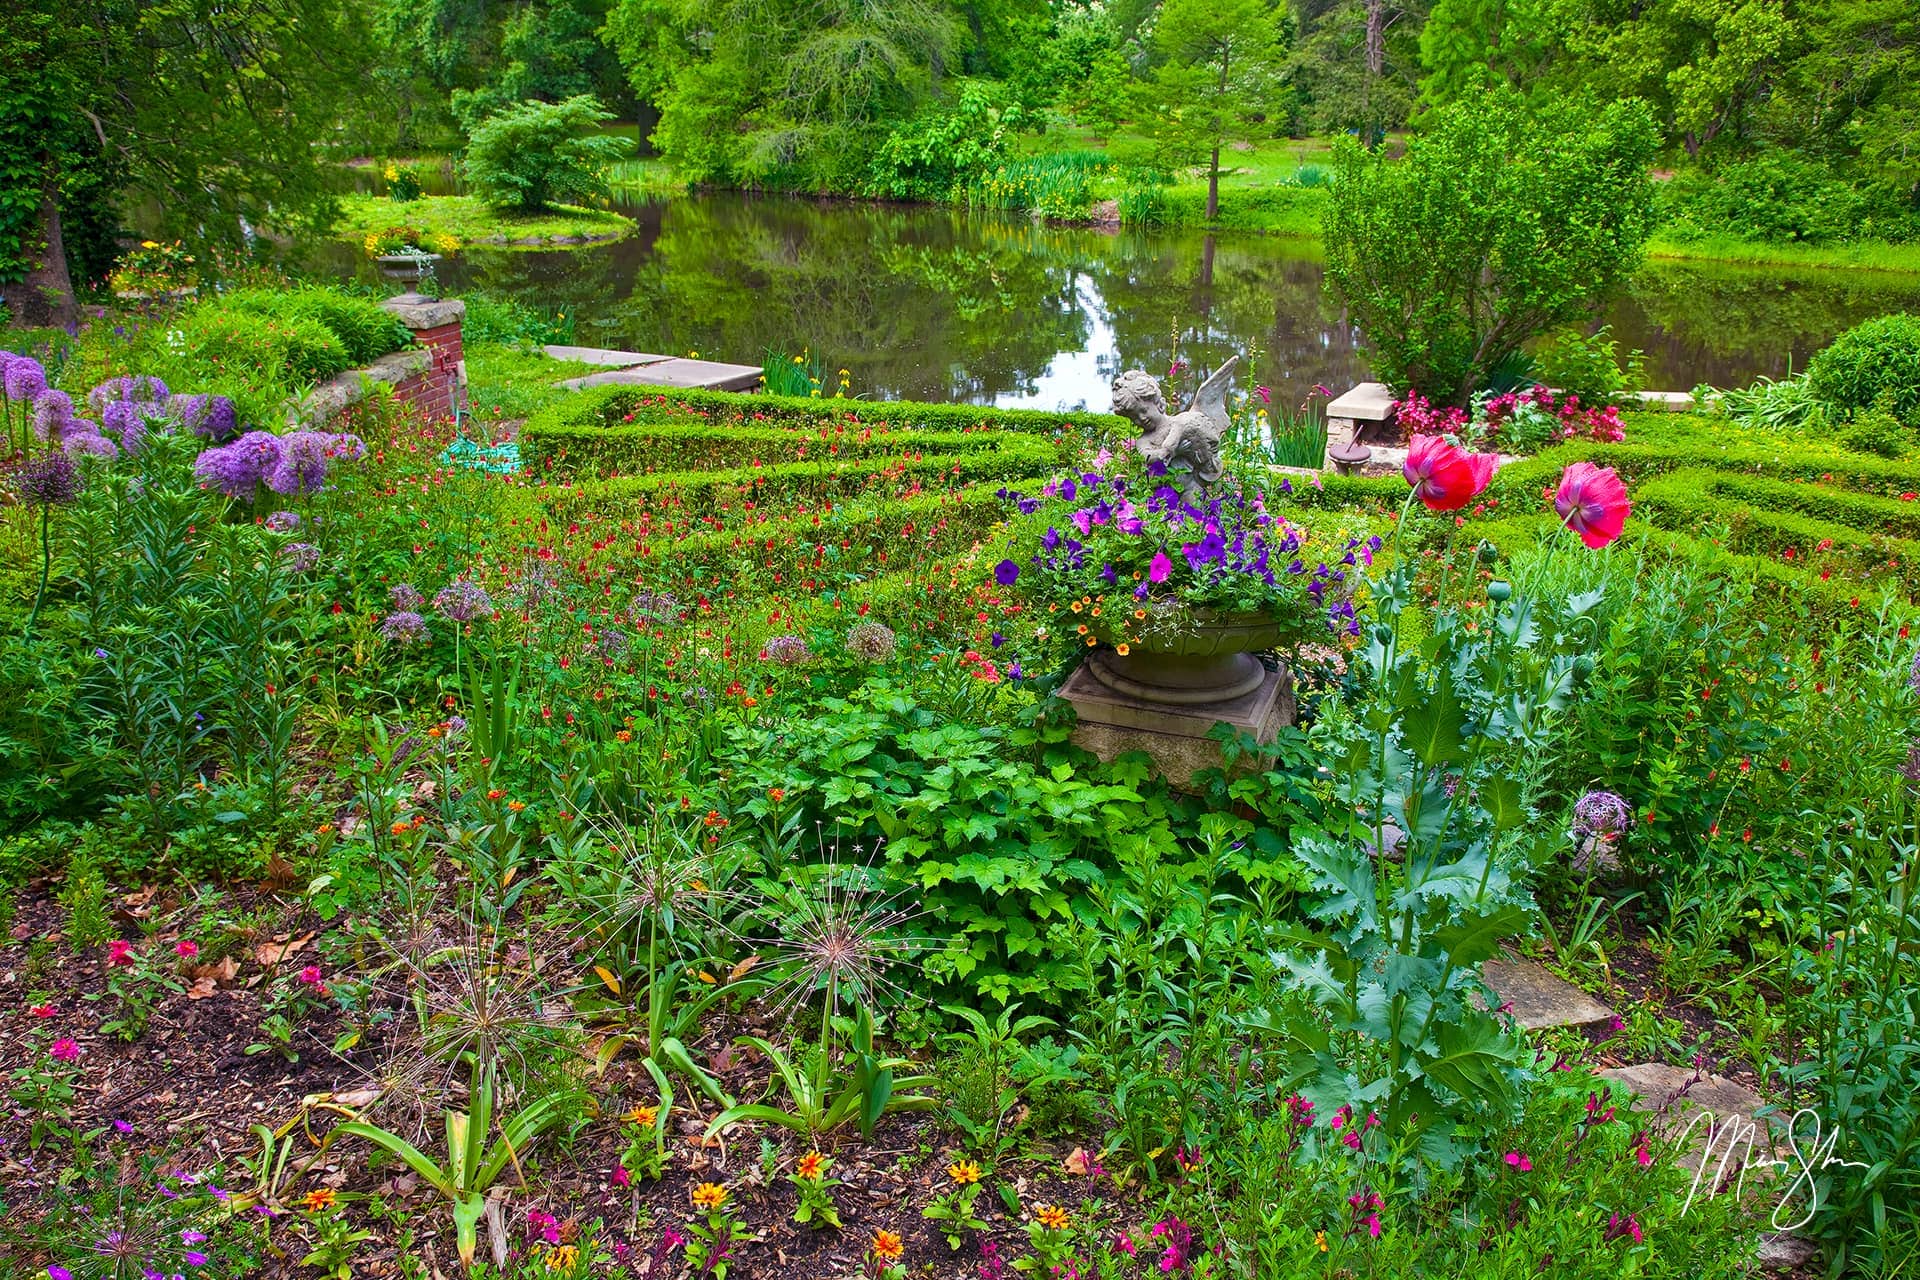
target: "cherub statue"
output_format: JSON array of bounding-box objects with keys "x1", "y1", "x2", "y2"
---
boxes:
[{"x1": 1110, "y1": 356, "x2": 1237, "y2": 501}]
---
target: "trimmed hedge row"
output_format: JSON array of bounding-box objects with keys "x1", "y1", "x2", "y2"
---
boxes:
[
  {"x1": 524, "y1": 420, "x2": 1026, "y2": 480},
  {"x1": 545, "y1": 437, "x2": 1066, "y2": 522}
]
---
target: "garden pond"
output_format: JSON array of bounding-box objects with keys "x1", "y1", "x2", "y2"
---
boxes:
[{"x1": 310, "y1": 191, "x2": 1920, "y2": 409}]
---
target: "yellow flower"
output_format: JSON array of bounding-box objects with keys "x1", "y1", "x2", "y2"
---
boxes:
[
  {"x1": 948, "y1": 1159, "x2": 981, "y2": 1185},
  {"x1": 301, "y1": 1188, "x2": 337, "y2": 1212},
  {"x1": 797, "y1": 1150, "x2": 828, "y2": 1180},
  {"x1": 871, "y1": 1228, "x2": 904, "y2": 1261},
  {"x1": 543, "y1": 1244, "x2": 579, "y2": 1271},
  {"x1": 624, "y1": 1104, "x2": 658, "y2": 1127},
  {"x1": 1315, "y1": 1230, "x2": 1328, "y2": 1252},
  {"x1": 1036, "y1": 1203, "x2": 1070, "y2": 1231},
  {"x1": 1115, "y1": 643, "x2": 1130, "y2": 656},
  {"x1": 691, "y1": 1181, "x2": 728, "y2": 1210},
  {"x1": 140, "y1": 240, "x2": 159, "y2": 249}
]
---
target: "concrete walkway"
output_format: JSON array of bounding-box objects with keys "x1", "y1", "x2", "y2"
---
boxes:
[{"x1": 546, "y1": 345, "x2": 761, "y2": 393}]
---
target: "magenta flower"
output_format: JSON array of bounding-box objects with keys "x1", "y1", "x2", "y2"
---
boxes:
[
  {"x1": 1149, "y1": 551, "x2": 1172, "y2": 583},
  {"x1": 1503, "y1": 1151, "x2": 1532, "y2": 1172},
  {"x1": 49, "y1": 1267, "x2": 74, "y2": 1280},
  {"x1": 1553, "y1": 462, "x2": 1631, "y2": 549},
  {"x1": 298, "y1": 965, "x2": 324, "y2": 988},
  {"x1": 176, "y1": 939, "x2": 199, "y2": 958},
  {"x1": 29, "y1": 1002, "x2": 56, "y2": 1018},
  {"x1": 50, "y1": 1037, "x2": 80, "y2": 1062},
  {"x1": 107, "y1": 940, "x2": 135, "y2": 967},
  {"x1": 613, "y1": 1163, "x2": 631, "y2": 1187}
]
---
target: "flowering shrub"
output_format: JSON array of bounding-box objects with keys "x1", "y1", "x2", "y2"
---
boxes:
[
  {"x1": 106, "y1": 239, "x2": 198, "y2": 296},
  {"x1": 1396, "y1": 384, "x2": 1626, "y2": 455}
]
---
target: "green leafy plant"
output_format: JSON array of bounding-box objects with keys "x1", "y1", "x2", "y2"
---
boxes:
[
  {"x1": 938, "y1": 1002, "x2": 1052, "y2": 1157},
  {"x1": 921, "y1": 1157, "x2": 989, "y2": 1249},
  {"x1": 1809, "y1": 313, "x2": 1920, "y2": 424},
  {"x1": 462, "y1": 95, "x2": 628, "y2": 212},
  {"x1": 705, "y1": 1002, "x2": 937, "y2": 1143},
  {"x1": 786, "y1": 1150, "x2": 842, "y2": 1228}
]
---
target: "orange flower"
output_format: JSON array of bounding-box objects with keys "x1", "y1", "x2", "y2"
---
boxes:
[
  {"x1": 486, "y1": 788, "x2": 505, "y2": 801},
  {"x1": 389, "y1": 820, "x2": 410, "y2": 836},
  {"x1": 624, "y1": 1104, "x2": 658, "y2": 1127},
  {"x1": 691, "y1": 1181, "x2": 728, "y2": 1210},
  {"x1": 1115, "y1": 643, "x2": 1130, "y2": 656},
  {"x1": 770, "y1": 787, "x2": 787, "y2": 802},
  {"x1": 797, "y1": 1150, "x2": 828, "y2": 1180},
  {"x1": 947, "y1": 1159, "x2": 981, "y2": 1185},
  {"x1": 615, "y1": 729, "x2": 633, "y2": 743},
  {"x1": 871, "y1": 1228, "x2": 904, "y2": 1261},
  {"x1": 301, "y1": 1188, "x2": 337, "y2": 1212},
  {"x1": 1036, "y1": 1203, "x2": 1070, "y2": 1231},
  {"x1": 507, "y1": 800, "x2": 526, "y2": 812}
]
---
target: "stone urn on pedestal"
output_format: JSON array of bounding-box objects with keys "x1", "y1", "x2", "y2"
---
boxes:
[{"x1": 1058, "y1": 357, "x2": 1299, "y2": 787}]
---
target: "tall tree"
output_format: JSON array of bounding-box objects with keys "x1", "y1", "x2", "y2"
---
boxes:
[
  {"x1": 2, "y1": 0, "x2": 366, "y2": 326},
  {"x1": 1150, "y1": 0, "x2": 1287, "y2": 220},
  {"x1": 1417, "y1": 0, "x2": 1563, "y2": 106}
]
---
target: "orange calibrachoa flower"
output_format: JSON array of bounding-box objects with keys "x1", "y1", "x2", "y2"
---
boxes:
[
  {"x1": 692, "y1": 1181, "x2": 728, "y2": 1210},
  {"x1": 1036, "y1": 1204, "x2": 1070, "y2": 1231},
  {"x1": 870, "y1": 1228, "x2": 904, "y2": 1260}
]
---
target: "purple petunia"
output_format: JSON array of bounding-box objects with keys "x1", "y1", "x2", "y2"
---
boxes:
[{"x1": 994, "y1": 559, "x2": 1020, "y2": 586}]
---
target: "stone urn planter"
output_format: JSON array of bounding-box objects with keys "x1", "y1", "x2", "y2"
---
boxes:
[
  {"x1": 1086, "y1": 609, "x2": 1285, "y2": 706},
  {"x1": 1064, "y1": 606, "x2": 1296, "y2": 788},
  {"x1": 376, "y1": 252, "x2": 442, "y2": 281}
]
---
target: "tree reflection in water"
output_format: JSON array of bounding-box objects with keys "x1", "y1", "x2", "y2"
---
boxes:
[{"x1": 308, "y1": 193, "x2": 1920, "y2": 407}]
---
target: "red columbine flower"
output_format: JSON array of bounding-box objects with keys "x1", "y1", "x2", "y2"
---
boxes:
[
  {"x1": 1553, "y1": 462, "x2": 1631, "y2": 548},
  {"x1": 107, "y1": 940, "x2": 136, "y2": 967},
  {"x1": 1403, "y1": 434, "x2": 1496, "y2": 512}
]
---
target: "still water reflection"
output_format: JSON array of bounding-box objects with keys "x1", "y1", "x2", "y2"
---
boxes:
[{"x1": 314, "y1": 194, "x2": 1920, "y2": 409}]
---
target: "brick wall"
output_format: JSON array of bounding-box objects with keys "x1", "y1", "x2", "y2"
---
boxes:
[{"x1": 380, "y1": 295, "x2": 466, "y2": 421}]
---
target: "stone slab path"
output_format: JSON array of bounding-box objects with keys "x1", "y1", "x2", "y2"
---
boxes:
[
  {"x1": 1481, "y1": 957, "x2": 1616, "y2": 1030},
  {"x1": 551, "y1": 353, "x2": 762, "y2": 393},
  {"x1": 544, "y1": 344, "x2": 674, "y2": 367}
]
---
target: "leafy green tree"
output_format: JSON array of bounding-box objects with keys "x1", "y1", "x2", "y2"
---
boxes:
[
  {"x1": 2, "y1": 0, "x2": 363, "y2": 327},
  {"x1": 1149, "y1": 0, "x2": 1288, "y2": 220},
  {"x1": 451, "y1": 0, "x2": 628, "y2": 131},
  {"x1": 1322, "y1": 89, "x2": 1658, "y2": 405},
  {"x1": 463, "y1": 96, "x2": 630, "y2": 211},
  {"x1": 1289, "y1": 0, "x2": 1428, "y2": 141},
  {"x1": 1417, "y1": 0, "x2": 1563, "y2": 106}
]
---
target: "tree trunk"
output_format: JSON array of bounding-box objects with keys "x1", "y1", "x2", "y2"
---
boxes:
[
  {"x1": 1, "y1": 169, "x2": 76, "y2": 330},
  {"x1": 1364, "y1": 0, "x2": 1386, "y2": 148},
  {"x1": 1208, "y1": 47, "x2": 1230, "y2": 222}
]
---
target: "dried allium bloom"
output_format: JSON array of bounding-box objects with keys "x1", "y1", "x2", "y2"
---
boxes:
[
  {"x1": 19, "y1": 452, "x2": 81, "y2": 506},
  {"x1": 266, "y1": 430, "x2": 333, "y2": 496},
  {"x1": 631, "y1": 591, "x2": 680, "y2": 625},
  {"x1": 263, "y1": 510, "x2": 301, "y2": 533},
  {"x1": 329, "y1": 432, "x2": 368, "y2": 461},
  {"x1": 846, "y1": 620, "x2": 896, "y2": 662},
  {"x1": 381, "y1": 611, "x2": 429, "y2": 644},
  {"x1": 31, "y1": 389, "x2": 74, "y2": 441},
  {"x1": 62, "y1": 425, "x2": 117, "y2": 460},
  {"x1": 280, "y1": 542, "x2": 320, "y2": 572},
  {"x1": 5, "y1": 356, "x2": 47, "y2": 401},
  {"x1": 434, "y1": 579, "x2": 492, "y2": 623},
  {"x1": 762, "y1": 634, "x2": 811, "y2": 665},
  {"x1": 390, "y1": 582, "x2": 425, "y2": 610},
  {"x1": 595, "y1": 626, "x2": 630, "y2": 658},
  {"x1": 194, "y1": 431, "x2": 282, "y2": 498}
]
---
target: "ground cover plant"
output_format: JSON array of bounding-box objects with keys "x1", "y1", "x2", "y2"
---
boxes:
[{"x1": 4, "y1": 292, "x2": 1920, "y2": 1280}]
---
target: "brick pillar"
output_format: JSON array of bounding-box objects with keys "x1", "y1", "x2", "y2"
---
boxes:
[{"x1": 380, "y1": 293, "x2": 466, "y2": 421}]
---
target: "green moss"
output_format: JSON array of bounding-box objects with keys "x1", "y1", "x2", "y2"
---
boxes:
[{"x1": 329, "y1": 194, "x2": 635, "y2": 250}]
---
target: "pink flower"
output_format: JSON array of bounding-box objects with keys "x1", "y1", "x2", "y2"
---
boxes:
[
  {"x1": 1503, "y1": 1151, "x2": 1532, "y2": 1172},
  {"x1": 1403, "y1": 434, "x2": 1496, "y2": 513},
  {"x1": 1635, "y1": 1140, "x2": 1652, "y2": 1168},
  {"x1": 613, "y1": 1163, "x2": 631, "y2": 1187},
  {"x1": 1365, "y1": 1213, "x2": 1381, "y2": 1238},
  {"x1": 1255, "y1": 385, "x2": 1272, "y2": 405},
  {"x1": 28, "y1": 1003, "x2": 56, "y2": 1018},
  {"x1": 176, "y1": 940, "x2": 199, "y2": 958},
  {"x1": 107, "y1": 940, "x2": 135, "y2": 967},
  {"x1": 1148, "y1": 551, "x2": 1172, "y2": 583},
  {"x1": 298, "y1": 965, "x2": 324, "y2": 986},
  {"x1": 50, "y1": 1037, "x2": 80, "y2": 1062},
  {"x1": 1553, "y1": 462, "x2": 1630, "y2": 549}
]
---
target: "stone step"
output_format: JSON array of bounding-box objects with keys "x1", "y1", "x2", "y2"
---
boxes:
[
  {"x1": 543, "y1": 344, "x2": 674, "y2": 367},
  {"x1": 1481, "y1": 957, "x2": 1615, "y2": 1030},
  {"x1": 554, "y1": 358, "x2": 763, "y2": 393}
]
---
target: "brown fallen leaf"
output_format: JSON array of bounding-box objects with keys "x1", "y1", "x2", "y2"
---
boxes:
[
  {"x1": 186, "y1": 977, "x2": 219, "y2": 1000},
  {"x1": 191, "y1": 955, "x2": 240, "y2": 986},
  {"x1": 1063, "y1": 1146, "x2": 1094, "y2": 1176},
  {"x1": 254, "y1": 931, "x2": 316, "y2": 967}
]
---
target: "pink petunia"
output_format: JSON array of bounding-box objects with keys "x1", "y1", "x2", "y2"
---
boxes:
[
  {"x1": 1148, "y1": 551, "x2": 1172, "y2": 584},
  {"x1": 1503, "y1": 1151, "x2": 1532, "y2": 1172}
]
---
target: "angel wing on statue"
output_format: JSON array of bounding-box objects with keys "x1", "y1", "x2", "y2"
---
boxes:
[{"x1": 1110, "y1": 355, "x2": 1237, "y2": 501}]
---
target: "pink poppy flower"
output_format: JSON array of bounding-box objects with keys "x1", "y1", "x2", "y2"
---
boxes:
[
  {"x1": 1403, "y1": 434, "x2": 1496, "y2": 513},
  {"x1": 1553, "y1": 462, "x2": 1631, "y2": 548}
]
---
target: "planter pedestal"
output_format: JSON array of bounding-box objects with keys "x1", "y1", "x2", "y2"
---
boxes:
[{"x1": 1062, "y1": 658, "x2": 1295, "y2": 789}]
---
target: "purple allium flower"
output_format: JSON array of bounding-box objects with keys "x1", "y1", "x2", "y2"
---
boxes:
[
  {"x1": 846, "y1": 620, "x2": 896, "y2": 661},
  {"x1": 194, "y1": 432, "x2": 282, "y2": 498},
  {"x1": 761, "y1": 634, "x2": 811, "y2": 665},
  {"x1": 32, "y1": 390, "x2": 74, "y2": 440},
  {"x1": 19, "y1": 451, "x2": 82, "y2": 506},
  {"x1": 263, "y1": 510, "x2": 301, "y2": 533},
  {"x1": 1571, "y1": 790, "x2": 1631, "y2": 840},
  {"x1": 280, "y1": 542, "x2": 319, "y2": 572},
  {"x1": 63, "y1": 426, "x2": 118, "y2": 460},
  {"x1": 595, "y1": 626, "x2": 631, "y2": 658},
  {"x1": 433, "y1": 580, "x2": 492, "y2": 622},
  {"x1": 5, "y1": 356, "x2": 47, "y2": 402},
  {"x1": 390, "y1": 582, "x2": 424, "y2": 610},
  {"x1": 265, "y1": 430, "x2": 332, "y2": 496},
  {"x1": 102, "y1": 398, "x2": 166, "y2": 452},
  {"x1": 87, "y1": 375, "x2": 167, "y2": 414},
  {"x1": 167, "y1": 393, "x2": 240, "y2": 443},
  {"x1": 631, "y1": 591, "x2": 680, "y2": 623},
  {"x1": 329, "y1": 432, "x2": 367, "y2": 461},
  {"x1": 380, "y1": 611, "x2": 428, "y2": 644},
  {"x1": 1909, "y1": 648, "x2": 1920, "y2": 694}
]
